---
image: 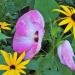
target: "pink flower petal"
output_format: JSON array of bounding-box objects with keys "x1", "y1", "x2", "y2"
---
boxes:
[
  {"x1": 13, "y1": 10, "x2": 45, "y2": 60},
  {"x1": 57, "y1": 40, "x2": 75, "y2": 70}
]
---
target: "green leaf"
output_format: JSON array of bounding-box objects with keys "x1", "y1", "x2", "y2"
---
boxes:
[
  {"x1": 0, "y1": 0, "x2": 32, "y2": 19},
  {"x1": 0, "y1": 55, "x2": 5, "y2": 64},
  {"x1": 0, "y1": 33, "x2": 10, "y2": 40},
  {"x1": 44, "y1": 23, "x2": 51, "y2": 40},
  {"x1": 65, "y1": 0, "x2": 74, "y2": 5},
  {"x1": 0, "y1": 0, "x2": 5, "y2": 19},
  {"x1": 34, "y1": 0, "x2": 59, "y2": 22},
  {"x1": 72, "y1": 39, "x2": 75, "y2": 51},
  {"x1": 43, "y1": 70, "x2": 62, "y2": 75},
  {"x1": 34, "y1": 50, "x2": 72, "y2": 75},
  {"x1": 12, "y1": 0, "x2": 28, "y2": 11},
  {"x1": 0, "y1": 54, "x2": 6, "y2": 75},
  {"x1": 51, "y1": 26, "x2": 62, "y2": 37},
  {"x1": 27, "y1": 57, "x2": 43, "y2": 70},
  {"x1": 4, "y1": 1, "x2": 17, "y2": 14}
]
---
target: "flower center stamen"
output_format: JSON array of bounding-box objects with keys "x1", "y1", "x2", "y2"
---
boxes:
[
  {"x1": 10, "y1": 65, "x2": 15, "y2": 69},
  {"x1": 34, "y1": 31, "x2": 39, "y2": 42},
  {"x1": 71, "y1": 14, "x2": 75, "y2": 21}
]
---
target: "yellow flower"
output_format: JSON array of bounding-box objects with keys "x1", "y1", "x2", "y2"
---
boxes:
[
  {"x1": 54, "y1": 5, "x2": 75, "y2": 38},
  {"x1": 0, "y1": 50, "x2": 30, "y2": 75},
  {"x1": 0, "y1": 22, "x2": 11, "y2": 32}
]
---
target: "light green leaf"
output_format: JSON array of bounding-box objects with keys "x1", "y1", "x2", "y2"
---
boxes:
[
  {"x1": 51, "y1": 26, "x2": 62, "y2": 37},
  {"x1": 34, "y1": 0, "x2": 59, "y2": 22}
]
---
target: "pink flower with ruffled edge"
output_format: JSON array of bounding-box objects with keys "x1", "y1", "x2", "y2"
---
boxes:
[
  {"x1": 57, "y1": 40, "x2": 75, "y2": 70},
  {"x1": 13, "y1": 10, "x2": 45, "y2": 60}
]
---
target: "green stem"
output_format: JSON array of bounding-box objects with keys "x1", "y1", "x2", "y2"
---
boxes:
[{"x1": 63, "y1": 33, "x2": 72, "y2": 39}]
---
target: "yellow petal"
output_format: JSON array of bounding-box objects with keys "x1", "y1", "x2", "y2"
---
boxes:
[
  {"x1": 0, "y1": 22, "x2": 10, "y2": 27},
  {"x1": 19, "y1": 59, "x2": 30, "y2": 66},
  {"x1": 8, "y1": 70, "x2": 15, "y2": 75},
  {"x1": 16, "y1": 60, "x2": 30, "y2": 70},
  {"x1": 2, "y1": 24, "x2": 10, "y2": 27},
  {"x1": 70, "y1": 7, "x2": 75, "y2": 13},
  {"x1": 58, "y1": 18, "x2": 70, "y2": 26},
  {"x1": 17, "y1": 72, "x2": 20, "y2": 75},
  {"x1": 2, "y1": 71, "x2": 9, "y2": 75},
  {"x1": 60, "y1": 5, "x2": 71, "y2": 15},
  {"x1": 20, "y1": 70, "x2": 26, "y2": 74},
  {"x1": 64, "y1": 23, "x2": 72, "y2": 33},
  {"x1": 16, "y1": 52, "x2": 25, "y2": 65},
  {"x1": 73, "y1": 25, "x2": 75, "y2": 38},
  {"x1": 15, "y1": 70, "x2": 20, "y2": 75},
  {"x1": 9, "y1": 54, "x2": 14, "y2": 64},
  {"x1": 0, "y1": 65, "x2": 9, "y2": 70},
  {"x1": 13, "y1": 52, "x2": 17, "y2": 64},
  {"x1": 2, "y1": 27, "x2": 11, "y2": 30},
  {"x1": 53, "y1": 9, "x2": 69, "y2": 16},
  {"x1": 1, "y1": 50, "x2": 11, "y2": 65},
  {"x1": 16, "y1": 65, "x2": 26, "y2": 69}
]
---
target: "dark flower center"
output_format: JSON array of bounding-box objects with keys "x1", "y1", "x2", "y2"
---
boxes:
[
  {"x1": 71, "y1": 14, "x2": 75, "y2": 21},
  {"x1": 10, "y1": 65, "x2": 15, "y2": 69},
  {"x1": 0, "y1": 25, "x2": 1, "y2": 28},
  {"x1": 34, "y1": 31, "x2": 39, "y2": 42}
]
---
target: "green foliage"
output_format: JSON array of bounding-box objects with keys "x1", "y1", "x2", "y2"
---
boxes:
[
  {"x1": 0, "y1": 0, "x2": 75, "y2": 75},
  {"x1": 65, "y1": 0, "x2": 74, "y2": 5},
  {"x1": 0, "y1": 53, "x2": 6, "y2": 75},
  {"x1": 0, "y1": 0, "x2": 33, "y2": 21},
  {"x1": 27, "y1": 50, "x2": 73, "y2": 75},
  {"x1": 34, "y1": 0, "x2": 59, "y2": 22},
  {"x1": 0, "y1": 33, "x2": 10, "y2": 40},
  {"x1": 72, "y1": 39, "x2": 75, "y2": 51}
]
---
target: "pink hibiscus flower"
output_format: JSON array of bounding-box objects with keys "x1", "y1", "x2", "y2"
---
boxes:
[{"x1": 13, "y1": 10, "x2": 45, "y2": 60}]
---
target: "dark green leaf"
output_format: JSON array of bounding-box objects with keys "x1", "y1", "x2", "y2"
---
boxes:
[{"x1": 0, "y1": 33, "x2": 10, "y2": 40}]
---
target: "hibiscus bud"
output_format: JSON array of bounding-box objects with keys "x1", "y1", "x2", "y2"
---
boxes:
[{"x1": 57, "y1": 40, "x2": 75, "y2": 70}]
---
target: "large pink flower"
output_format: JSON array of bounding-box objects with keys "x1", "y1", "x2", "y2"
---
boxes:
[
  {"x1": 57, "y1": 40, "x2": 75, "y2": 70},
  {"x1": 13, "y1": 10, "x2": 45, "y2": 60}
]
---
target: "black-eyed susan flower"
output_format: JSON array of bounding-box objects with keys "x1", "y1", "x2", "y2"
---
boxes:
[
  {"x1": 0, "y1": 22, "x2": 11, "y2": 32},
  {"x1": 54, "y1": 5, "x2": 75, "y2": 38},
  {"x1": 0, "y1": 50, "x2": 30, "y2": 75}
]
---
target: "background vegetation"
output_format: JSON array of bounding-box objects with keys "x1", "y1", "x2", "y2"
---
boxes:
[{"x1": 0, "y1": 0, "x2": 75, "y2": 75}]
